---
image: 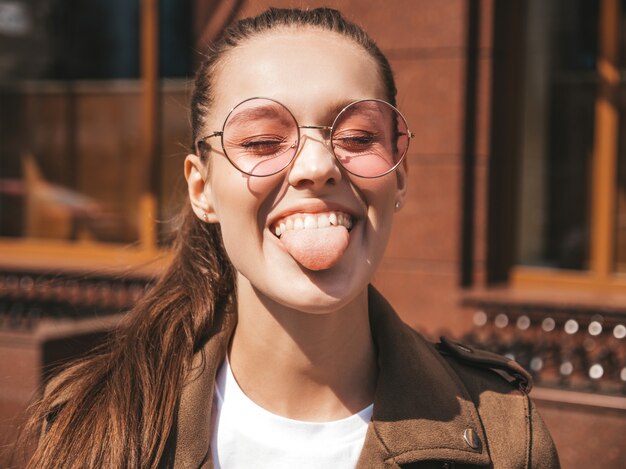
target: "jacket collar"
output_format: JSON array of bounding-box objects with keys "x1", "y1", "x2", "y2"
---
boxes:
[
  {"x1": 172, "y1": 287, "x2": 491, "y2": 468},
  {"x1": 358, "y1": 287, "x2": 491, "y2": 467}
]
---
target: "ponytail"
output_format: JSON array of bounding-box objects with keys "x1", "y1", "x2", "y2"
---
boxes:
[{"x1": 21, "y1": 207, "x2": 235, "y2": 469}]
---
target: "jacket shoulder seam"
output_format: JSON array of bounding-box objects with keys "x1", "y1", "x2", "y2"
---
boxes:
[{"x1": 436, "y1": 336, "x2": 533, "y2": 394}]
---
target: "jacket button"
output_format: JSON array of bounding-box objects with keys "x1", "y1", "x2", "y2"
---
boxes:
[{"x1": 463, "y1": 428, "x2": 482, "y2": 451}]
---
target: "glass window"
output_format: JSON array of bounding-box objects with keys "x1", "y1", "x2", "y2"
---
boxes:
[
  {"x1": 0, "y1": 0, "x2": 192, "y2": 245},
  {"x1": 516, "y1": 0, "x2": 599, "y2": 271},
  {"x1": 615, "y1": 1, "x2": 626, "y2": 273}
]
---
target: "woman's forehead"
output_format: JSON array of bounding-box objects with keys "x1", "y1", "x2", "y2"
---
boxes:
[{"x1": 207, "y1": 28, "x2": 386, "y2": 122}]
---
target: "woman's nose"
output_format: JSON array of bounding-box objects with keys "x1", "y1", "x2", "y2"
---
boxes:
[{"x1": 287, "y1": 133, "x2": 342, "y2": 190}]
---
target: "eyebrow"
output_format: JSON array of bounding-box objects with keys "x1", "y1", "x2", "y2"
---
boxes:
[
  {"x1": 225, "y1": 105, "x2": 293, "y2": 128},
  {"x1": 222, "y1": 98, "x2": 380, "y2": 129},
  {"x1": 327, "y1": 99, "x2": 361, "y2": 118}
]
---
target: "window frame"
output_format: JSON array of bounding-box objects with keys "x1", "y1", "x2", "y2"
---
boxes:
[
  {"x1": 0, "y1": 0, "x2": 166, "y2": 276},
  {"x1": 488, "y1": 0, "x2": 626, "y2": 293}
]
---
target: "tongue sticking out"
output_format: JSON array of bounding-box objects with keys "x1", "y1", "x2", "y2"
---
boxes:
[{"x1": 279, "y1": 226, "x2": 350, "y2": 270}]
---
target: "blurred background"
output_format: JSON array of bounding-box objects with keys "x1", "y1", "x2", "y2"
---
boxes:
[{"x1": 1, "y1": 0, "x2": 625, "y2": 467}]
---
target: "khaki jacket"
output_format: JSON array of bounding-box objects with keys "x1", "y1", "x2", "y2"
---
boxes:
[{"x1": 168, "y1": 287, "x2": 560, "y2": 469}]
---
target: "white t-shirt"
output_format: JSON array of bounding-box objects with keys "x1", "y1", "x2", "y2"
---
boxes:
[{"x1": 210, "y1": 358, "x2": 373, "y2": 469}]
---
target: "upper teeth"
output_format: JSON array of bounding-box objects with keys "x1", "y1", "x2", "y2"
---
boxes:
[{"x1": 274, "y1": 211, "x2": 353, "y2": 237}]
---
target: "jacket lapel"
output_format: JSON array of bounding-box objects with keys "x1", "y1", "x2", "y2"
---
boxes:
[
  {"x1": 170, "y1": 309, "x2": 236, "y2": 469},
  {"x1": 357, "y1": 287, "x2": 491, "y2": 467}
]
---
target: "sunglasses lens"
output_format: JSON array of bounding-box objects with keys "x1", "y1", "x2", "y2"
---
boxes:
[
  {"x1": 222, "y1": 98, "x2": 299, "y2": 176},
  {"x1": 332, "y1": 100, "x2": 409, "y2": 177}
]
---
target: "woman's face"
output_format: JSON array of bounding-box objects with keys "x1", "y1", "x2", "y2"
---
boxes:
[{"x1": 186, "y1": 28, "x2": 407, "y2": 314}]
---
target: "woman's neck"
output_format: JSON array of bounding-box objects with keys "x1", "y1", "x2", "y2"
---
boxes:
[{"x1": 228, "y1": 276, "x2": 377, "y2": 421}]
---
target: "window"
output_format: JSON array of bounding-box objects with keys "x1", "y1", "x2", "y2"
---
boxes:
[
  {"x1": 0, "y1": 0, "x2": 192, "y2": 272},
  {"x1": 494, "y1": 0, "x2": 626, "y2": 292}
]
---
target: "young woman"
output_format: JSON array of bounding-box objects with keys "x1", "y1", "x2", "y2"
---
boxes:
[{"x1": 23, "y1": 8, "x2": 559, "y2": 469}]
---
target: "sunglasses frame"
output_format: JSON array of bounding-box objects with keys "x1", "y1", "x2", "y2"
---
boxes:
[{"x1": 196, "y1": 97, "x2": 414, "y2": 178}]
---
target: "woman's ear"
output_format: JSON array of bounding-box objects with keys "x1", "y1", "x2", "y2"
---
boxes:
[
  {"x1": 394, "y1": 159, "x2": 408, "y2": 211},
  {"x1": 184, "y1": 154, "x2": 219, "y2": 222}
]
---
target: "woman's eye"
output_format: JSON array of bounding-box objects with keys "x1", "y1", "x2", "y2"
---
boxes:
[
  {"x1": 333, "y1": 132, "x2": 377, "y2": 151},
  {"x1": 239, "y1": 136, "x2": 288, "y2": 154}
]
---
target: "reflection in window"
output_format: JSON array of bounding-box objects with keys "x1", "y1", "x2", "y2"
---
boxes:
[
  {"x1": 616, "y1": 2, "x2": 626, "y2": 273},
  {"x1": 516, "y1": 0, "x2": 598, "y2": 270},
  {"x1": 0, "y1": 0, "x2": 192, "y2": 244}
]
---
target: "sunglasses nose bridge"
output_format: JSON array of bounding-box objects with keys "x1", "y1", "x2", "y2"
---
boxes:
[
  {"x1": 295, "y1": 124, "x2": 336, "y2": 158},
  {"x1": 294, "y1": 124, "x2": 334, "y2": 152},
  {"x1": 299, "y1": 125, "x2": 332, "y2": 130},
  {"x1": 298, "y1": 125, "x2": 332, "y2": 138}
]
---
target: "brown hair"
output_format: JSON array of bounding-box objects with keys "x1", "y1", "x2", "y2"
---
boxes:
[{"x1": 19, "y1": 7, "x2": 397, "y2": 468}]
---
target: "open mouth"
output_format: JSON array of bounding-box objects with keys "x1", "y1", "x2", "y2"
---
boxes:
[{"x1": 272, "y1": 211, "x2": 354, "y2": 238}]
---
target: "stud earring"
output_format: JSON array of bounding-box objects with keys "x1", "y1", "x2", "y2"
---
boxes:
[
  {"x1": 202, "y1": 212, "x2": 209, "y2": 222},
  {"x1": 395, "y1": 201, "x2": 401, "y2": 209}
]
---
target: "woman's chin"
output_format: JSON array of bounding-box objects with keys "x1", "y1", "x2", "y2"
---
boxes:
[{"x1": 243, "y1": 266, "x2": 365, "y2": 315}]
